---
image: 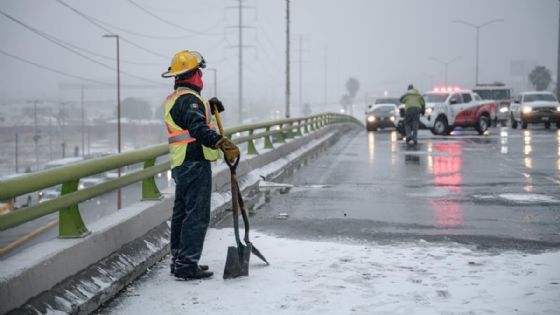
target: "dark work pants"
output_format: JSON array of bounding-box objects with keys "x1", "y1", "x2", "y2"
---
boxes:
[
  {"x1": 404, "y1": 107, "x2": 420, "y2": 142},
  {"x1": 170, "y1": 160, "x2": 212, "y2": 273}
]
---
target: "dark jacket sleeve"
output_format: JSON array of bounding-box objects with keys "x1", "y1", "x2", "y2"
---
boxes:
[{"x1": 170, "y1": 94, "x2": 222, "y2": 148}]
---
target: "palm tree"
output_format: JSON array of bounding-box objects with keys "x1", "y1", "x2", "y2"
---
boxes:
[{"x1": 528, "y1": 66, "x2": 552, "y2": 91}]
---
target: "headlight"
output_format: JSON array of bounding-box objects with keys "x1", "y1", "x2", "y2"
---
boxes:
[
  {"x1": 425, "y1": 108, "x2": 433, "y2": 114},
  {"x1": 522, "y1": 106, "x2": 532, "y2": 114},
  {"x1": 367, "y1": 116, "x2": 376, "y2": 122},
  {"x1": 499, "y1": 107, "x2": 508, "y2": 113},
  {"x1": 390, "y1": 116, "x2": 395, "y2": 122},
  {"x1": 557, "y1": 106, "x2": 560, "y2": 111}
]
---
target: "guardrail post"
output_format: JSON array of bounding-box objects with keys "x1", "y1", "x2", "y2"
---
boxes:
[
  {"x1": 275, "y1": 124, "x2": 285, "y2": 143},
  {"x1": 309, "y1": 117, "x2": 316, "y2": 131},
  {"x1": 303, "y1": 118, "x2": 309, "y2": 133},
  {"x1": 264, "y1": 127, "x2": 274, "y2": 149},
  {"x1": 247, "y1": 129, "x2": 259, "y2": 155},
  {"x1": 142, "y1": 158, "x2": 163, "y2": 200},
  {"x1": 287, "y1": 122, "x2": 294, "y2": 139},
  {"x1": 59, "y1": 179, "x2": 90, "y2": 238},
  {"x1": 295, "y1": 121, "x2": 303, "y2": 137}
]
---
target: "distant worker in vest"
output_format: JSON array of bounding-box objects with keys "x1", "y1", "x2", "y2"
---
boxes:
[
  {"x1": 161, "y1": 50, "x2": 240, "y2": 280},
  {"x1": 399, "y1": 84, "x2": 426, "y2": 146}
]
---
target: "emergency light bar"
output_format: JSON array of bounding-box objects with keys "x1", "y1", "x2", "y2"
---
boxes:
[{"x1": 433, "y1": 86, "x2": 463, "y2": 93}]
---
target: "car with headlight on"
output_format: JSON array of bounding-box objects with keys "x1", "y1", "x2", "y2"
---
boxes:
[
  {"x1": 473, "y1": 84, "x2": 511, "y2": 127},
  {"x1": 510, "y1": 91, "x2": 560, "y2": 129},
  {"x1": 365, "y1": 104, "x2": 397, "y2": 131}
]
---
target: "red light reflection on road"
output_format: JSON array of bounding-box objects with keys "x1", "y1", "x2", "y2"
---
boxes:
[{"x1": 430, "y1": 143, "x2": 464, "y2": 227}]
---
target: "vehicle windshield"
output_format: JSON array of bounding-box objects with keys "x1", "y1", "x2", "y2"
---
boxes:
[
  {"x1": 424, "y1": 93, "x2": 449, "y2": 103},
  {"x1": 370, "y1": 105, "x2": 395, "y2": 114},
  {"x1": 375, "y1": 98, "x2": 400, "y2": 105},
  {"x1": 473, "y1": 89, "x2": 511, "y2": 100},
  {"x1": 523, "y1": 94, "x2": 557, "y2": 102}
]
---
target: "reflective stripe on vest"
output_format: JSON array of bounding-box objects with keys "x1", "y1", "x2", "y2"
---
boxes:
[{"x1": 168, "y1": 132, "x2": 194, "y2": 145}]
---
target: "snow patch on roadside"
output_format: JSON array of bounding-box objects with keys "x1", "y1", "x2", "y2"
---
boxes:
[{"x1": 103, "y1": 229, "x2": 560, "y2": 315}]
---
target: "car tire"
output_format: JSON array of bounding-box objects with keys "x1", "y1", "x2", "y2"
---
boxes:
[
  {"x1": 475, "y1": 116, "x2": 490, "y2": 135},
  {"x1": 431, "y1": 116, "x2": 448, "y2": 136},
  {"x1": 521, "y1": 120, "x2": 528, "y2": 129},
  {"x1": 511, "y1": 114, "x2": 518, "y2": 129},
  {"x1": 557, "y1": 122, "x2": 560, "y2": 129},
  {"x1": 544, "y1": 122, "x2": 551, "y2": 129},
  {"x1": 500, "y1": 120, "x2": 507, "y2": 127}
]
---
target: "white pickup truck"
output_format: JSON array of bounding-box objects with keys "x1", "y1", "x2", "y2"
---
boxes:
[{"x1": 396, "y1": 87, "x2": 497, "y2": 136}]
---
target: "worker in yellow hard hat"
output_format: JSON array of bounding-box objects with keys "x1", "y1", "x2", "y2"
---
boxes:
[{"x1": 162, "y1": 50, "x2": 239, "y2": 280}]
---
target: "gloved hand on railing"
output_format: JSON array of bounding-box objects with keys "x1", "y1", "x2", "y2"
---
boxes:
[
  {"x1": 209, "y1": 97, "x2": 224, "y2": 113},
  {"x1": 215, "y1": 137, "x2": 240, "y2": 163}
]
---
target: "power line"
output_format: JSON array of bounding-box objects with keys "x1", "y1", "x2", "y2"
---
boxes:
[
  {"x1": 126, "y1": 0, "x2": 222, "y2": 36},
  {"x1": 54, "y1": 0, "x2": 168, "y2": 60},
  {"x1": 81, "y1": 8, "x2": 222, "y2": 40},
  {"x1": 0, "y1": 9, "x2": 164, "y2": 84},
  {"x1": 0, "y1": 48, "x2": 111, "y2": 86}
]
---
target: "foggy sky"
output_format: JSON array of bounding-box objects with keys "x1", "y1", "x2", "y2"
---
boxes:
[{"x1": 0, "y1": 0, "x2": 557, "y2": 117}]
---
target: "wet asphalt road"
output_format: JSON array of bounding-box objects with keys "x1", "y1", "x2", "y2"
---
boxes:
[{"x1": 217, "y1": 126, "x2": 560, "y2": 251}]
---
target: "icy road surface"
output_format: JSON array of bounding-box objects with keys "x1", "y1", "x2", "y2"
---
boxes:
[{"x1": 100, "y1": 228, "x2": 560, "y2": 315}]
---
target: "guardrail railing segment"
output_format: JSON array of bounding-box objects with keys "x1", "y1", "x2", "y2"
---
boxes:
[{"x1": 0, "y1": 113, "x2": 360, "y2": 238}]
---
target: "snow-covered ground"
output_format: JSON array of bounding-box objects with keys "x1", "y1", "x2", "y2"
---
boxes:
[{"x1": 102, "y1": 229, "x2": 560, "y2": 315}]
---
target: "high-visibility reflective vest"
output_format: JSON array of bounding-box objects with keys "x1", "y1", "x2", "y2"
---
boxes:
[
  {"x1": 402, "y1": 89, "x2": 424, "y2": 110},
  {"x1": 164, "y1": 88, "x2": 220, "y2": 168}
]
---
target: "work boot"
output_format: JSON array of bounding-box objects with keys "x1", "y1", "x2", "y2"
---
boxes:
[
  {"x1": 171, "y1": 262, "x2": 208, "y2": 274},
  {"x1": 174, "y1": 267, "x2": 214, "y2": 280}
]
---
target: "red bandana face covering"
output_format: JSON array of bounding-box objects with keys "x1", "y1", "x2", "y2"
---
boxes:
[{"x1": 175, "y1": 69, "x2": 203, "y2": 90}]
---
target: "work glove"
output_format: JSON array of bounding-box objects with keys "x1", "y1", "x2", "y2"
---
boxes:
[
  {"x1": 208, "y1": 97, "x2": 224, "y2": 114},
  {"x1": 215, "y1": 137, "x2": 240, "y2": 163}
]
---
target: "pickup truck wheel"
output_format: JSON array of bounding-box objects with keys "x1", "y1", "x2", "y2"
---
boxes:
[
  {"x1": 476, "y1": 116, "x2": 490, "y2": 135},
  {"x1": 521, "y1": 121, "x2": 528, "y2": 129},
  {"x1": 544, "y1": 122, "x2": 551, "y2": 129},
  {"x1": 431, "y1": 116, "x2": 448, "y2": 135},
  {"x1": 511, "y1": 114, "x2": 518, "y2": 129}
]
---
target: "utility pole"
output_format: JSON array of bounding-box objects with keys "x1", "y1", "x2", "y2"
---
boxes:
[
  {"x1": 225, "y1": 0, "x2": 256, "y2": 125},
  {"x1": 104, "y1": 34, "x2": 122, "y2": 210},
  {"x1": 298, "y1": 35, "x2": 303, "y2": 116},
  {"x1": 238, "y1": 2, "x2": 243, "y2": 125},
  {"x1": 15, "y1": 133, "x2": 19, "y2": 173},
  {"x1": 557, "y1": 0, "x2": 560, "y2": 99},
  {"x1": 30, "y1": 100, "x2": 41, "y2": 171},
  {"x1": 60, "y1": 101, "x2": 66, "y2": 158},
  {"x1": 285, "y1": 0, "x2": 291, "y2": 118},
  {"x1": 81, "y1": 86, "x2": 85, "y2": 157},
  {"x1": 324, "y1": 47, "x2": 328, "y2": 109}
]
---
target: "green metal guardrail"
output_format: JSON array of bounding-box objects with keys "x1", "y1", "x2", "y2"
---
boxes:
[{"x1": 0, "y1": 113, "x2": 360, "y2": 237}]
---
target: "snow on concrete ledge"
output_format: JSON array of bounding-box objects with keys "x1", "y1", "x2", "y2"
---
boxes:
[{"x1": 102, "y1": 228, "x2": 560, "y2": 315}]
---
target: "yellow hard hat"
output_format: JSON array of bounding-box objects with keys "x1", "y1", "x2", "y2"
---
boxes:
[{"x1": 161, "y1": 50, "x2": 206, "y2": 78}]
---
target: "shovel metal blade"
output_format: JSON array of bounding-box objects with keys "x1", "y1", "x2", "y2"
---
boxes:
[{"x1": 223, "y1": 243, "x2": 252, "y2": 279}]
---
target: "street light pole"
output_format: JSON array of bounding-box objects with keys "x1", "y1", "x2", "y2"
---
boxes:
[
  {"x1": 104, "y1": 34, "x2": 122, "y2": 210},
  {"x1": 207, "y1": 68, "x2": 218, "y2": 96},
  {"x1": 430, "y1": 57, "x2": 461, "y2": 85},
  {"x1": 453, "y1": 19, "x2": 504, "y2": 85}
]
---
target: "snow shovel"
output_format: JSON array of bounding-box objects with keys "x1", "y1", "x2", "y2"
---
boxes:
[{"x1": 211, "y1": 108, "x2": 269, "y2": 280}]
